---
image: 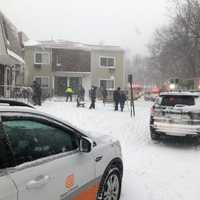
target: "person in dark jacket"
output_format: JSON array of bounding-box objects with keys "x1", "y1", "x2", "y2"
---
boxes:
[
  {"x1": 37, "y1": 84, "x2": 42, "y2": 106},
  {"x1": 113, "y1": 87, "x2": 121, "y2": 111},
  {"x1": 32, "y1": 80, "x2": 42, "y2": 106},
  {"x1": 89, "y1": 86, "x2": 97, "y2": 109},
  {"x1": 101, "y1": 87, "x2": 108, "y2": 105},
  {"x1": 32, "y1": 81, "x2": 37, "y2": 105},
  {"x1": 119, "y1": 91, "x2": 127, "y2": 112},
  {"x1": 79, "y1": 86, "x2": 85, "y2": 101}
]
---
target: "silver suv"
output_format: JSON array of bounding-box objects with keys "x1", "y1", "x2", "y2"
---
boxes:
[
  {"x1": 0, "y1": 100, "x2": 123, "y2": 200},
  {"x1": 150, "y1": 92, "x2": 200, "y2": 140}
]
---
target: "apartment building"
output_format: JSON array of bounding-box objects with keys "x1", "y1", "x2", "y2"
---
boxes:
[{"x1": 24, "y1": 40, "x2": 124, "y2": 99}]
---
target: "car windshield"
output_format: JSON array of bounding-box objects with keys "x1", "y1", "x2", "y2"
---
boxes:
[{"x1": 161, "y1": 96, "x2": 195, "y2": 107}]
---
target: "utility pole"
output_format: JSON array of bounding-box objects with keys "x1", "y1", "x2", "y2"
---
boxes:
[{"x1": 128, "y1": 74, "x2": 135, "y2": 117}]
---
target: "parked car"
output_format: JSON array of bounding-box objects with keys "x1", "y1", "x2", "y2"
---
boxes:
[
  {"x1": 150, "y1": 92, "x2": 200, "y2": 140},
  {"x1": 0, "y1": 100, "x2": 123, "y2": 200}
]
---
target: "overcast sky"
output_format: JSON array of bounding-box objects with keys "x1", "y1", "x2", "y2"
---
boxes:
[{"x1": 0, "y1": 0, "x2": 168, "y2": 55}]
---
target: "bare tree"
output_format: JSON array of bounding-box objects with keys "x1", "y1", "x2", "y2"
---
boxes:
[{"x1": 148, "y1": 0, "x2": 200, "y2": 82}]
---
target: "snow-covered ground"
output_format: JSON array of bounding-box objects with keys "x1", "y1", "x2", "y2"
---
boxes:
[{"x1": 38, "y1": 99, "x2": 200, "y2": 200}]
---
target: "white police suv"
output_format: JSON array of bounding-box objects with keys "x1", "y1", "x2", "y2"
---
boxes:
[{"x1": 0, "y1": 100, "x2": 123, "y2": 200}]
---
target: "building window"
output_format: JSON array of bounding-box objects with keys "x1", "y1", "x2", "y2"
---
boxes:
[
  {"x1": 34, "y1": 76, "x2": 49, "y2": 88},
  {"x1": 100, "y1": 79, "x2": 115, "y2": 90},
  {"x1": 100, "y1": 57, "x2": 115, "y2": 68},
  {"x1": 34, "y1": 52, "x2": 50, "y2": 65}
]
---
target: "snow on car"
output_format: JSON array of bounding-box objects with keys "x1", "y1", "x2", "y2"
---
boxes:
[
  {"x1": 32, "y1": 99, "x2": 200, "y2": 200},
  {"x1": 150, "y1": 92, "x2": 200, "y2": 140},
  {"x1": 0, "y1": 100, "x2": 123, "y2": 200}
]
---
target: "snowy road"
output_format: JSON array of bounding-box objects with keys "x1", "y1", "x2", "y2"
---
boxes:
[{"x1": 39, "y1": 99, "x2": 200, "y2": 200}]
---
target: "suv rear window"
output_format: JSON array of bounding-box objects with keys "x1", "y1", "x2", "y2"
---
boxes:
[{"x1": 160, "y1": 95, "x2": 195, "y2": 107}]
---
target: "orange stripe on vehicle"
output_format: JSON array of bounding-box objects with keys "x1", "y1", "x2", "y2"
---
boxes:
[
  {"x1": 72, "y1": 184, "x2": 99, "y2": 200},
  {"x1": 65, "y1": 175, "x2": 74, "y2": 189}
]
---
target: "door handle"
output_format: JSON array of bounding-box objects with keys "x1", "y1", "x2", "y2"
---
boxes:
[
  {"x1": 95, "y1": 155, "x2": 103, "y2": 162},
  {"x1": 26, "y1": 175, "x2": 50, "y2": 190}
]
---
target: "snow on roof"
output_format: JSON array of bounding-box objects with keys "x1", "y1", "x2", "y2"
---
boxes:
[
  {"x1": 41, "y1": 40, "x2": 91, "y2": 50},
  {"x1": 24, "y1": 40, "x2": 41, "y2": 47},
  {"x1": 0, "y1": 106, "x2": 34, "y2": 112},
  {"x1": 24, "y1": 40, "x2": 123, "y2": 52},
  {"x1": 7, "y1": 49, "x2": 25, "y2": 64},
  {"x1": 0, "y1": 11, "x2": 18, "y2": 33},
  {"x1": 88, "y1": 44, "x2": 124, "y2": 52},
  {"x1": 160, "y1": 92, "x2": 200, "y2": 97},
  {"x1": 0, "y1": 105, "x2": 83, "y2": 133}
]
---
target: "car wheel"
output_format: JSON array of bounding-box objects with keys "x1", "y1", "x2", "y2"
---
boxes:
[{"x1": 97, "y1": 167, "x2": 122, "y2": 200}]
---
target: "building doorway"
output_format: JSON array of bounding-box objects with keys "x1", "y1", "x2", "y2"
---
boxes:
[
  {"x1": 55, "y1": 76, "x2": 68, "y2": 96},
  {"x1": 54, "y1": 76, "x2": 82, "y2": 96},
  {"x1": 70, "y1": 77, "x2": 82, "y2": 94}
]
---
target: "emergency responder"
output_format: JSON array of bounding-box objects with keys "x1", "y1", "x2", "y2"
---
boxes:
[{"x1": 65, "y1": 86, "x2": 73, "y2": 102}]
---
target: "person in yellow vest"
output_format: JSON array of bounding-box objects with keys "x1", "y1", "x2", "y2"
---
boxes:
[{"x1": 65, "y1": 86, "x2": 73, "y2": 102}]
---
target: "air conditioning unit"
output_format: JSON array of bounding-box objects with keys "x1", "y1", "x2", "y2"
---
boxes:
[{"x1": 108, "y1": 68, "x2": 115, "y2": 73}]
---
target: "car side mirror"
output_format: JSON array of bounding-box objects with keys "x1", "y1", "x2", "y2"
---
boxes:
[{"x1": 80, "y1": 137, "x2": 92, "y2": 153}]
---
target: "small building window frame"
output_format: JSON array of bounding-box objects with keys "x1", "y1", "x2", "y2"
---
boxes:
[
  {"x1": 99, "y1": 78, "x2": 115, "y2": 90},
  {"x1": 34, "y1": 52, "x2": 50, "y2": 65},
  {"x1": 99, "y1": 56, "x2": 116, "y2": 68}
]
